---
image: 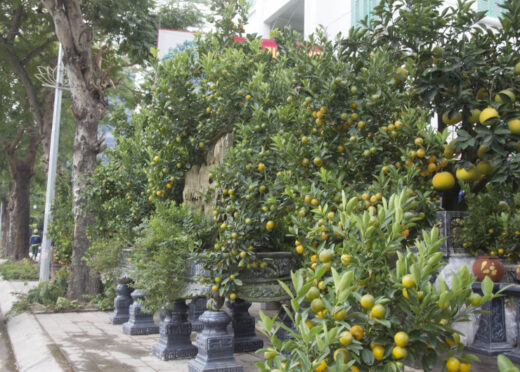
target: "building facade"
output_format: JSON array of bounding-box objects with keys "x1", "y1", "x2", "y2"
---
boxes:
[{"x1": 245, "y1": 0, "x2": 504, "y2": 40}]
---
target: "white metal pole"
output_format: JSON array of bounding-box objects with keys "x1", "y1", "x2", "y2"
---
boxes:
[
  {"x1": 40, "y1": 44, "x2": 64, "y2": 282},
  {"x1": 0, "y1": 201, "x2": 3, "y2": 254}
]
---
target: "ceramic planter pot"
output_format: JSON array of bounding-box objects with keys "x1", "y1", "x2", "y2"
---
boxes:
[{"x1": 472, "y1": 256, "x2": 505, "y2": 282}]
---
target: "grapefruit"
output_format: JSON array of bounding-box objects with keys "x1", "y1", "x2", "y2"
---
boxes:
[
  {"x1": 456, "y1": 166, "x2": 479, "y2": 182},
  {"x1": 479, "y1": 107, "x2": 499, "y2": 125},
  {"x1": 508, "y1": 119, "x2": 520, "y2": 135},
  {"x1": 432, "y1": 172, "x2": 455, "y2": 191},
  {"x1": 495, "y1": 89, "x2": 515, "y2": 104}
]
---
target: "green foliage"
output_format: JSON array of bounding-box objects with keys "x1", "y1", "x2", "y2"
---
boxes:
[
  {"x1": 456, "y1": 184, "x2": 520, "y2": 259},
  {"x1": 257, "y1": 191, "x2": 488, "y2": 372},
  {"x1": 8, "y1": 267, "x2": 70, "y2": 316},
  {"x1": 132, "y1": 202, "x2": 216, "y2": 313},
  {"x1": 0, "y1": 259, "x2": 39, "y2": 280},
  {"x1": 498, "y1": 354, "x2": 520, "y2": 372},
  {"x1": 364, "y1": 0, "x2": 520, "y2": 208},
  {"x1": 48, "y1": 169, "x2": 74, "y2": 266}
]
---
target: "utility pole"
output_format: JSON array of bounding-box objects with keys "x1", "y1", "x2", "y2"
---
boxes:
[{"x1": 39, "y1": 44, "x2": 64, "y2": 282}]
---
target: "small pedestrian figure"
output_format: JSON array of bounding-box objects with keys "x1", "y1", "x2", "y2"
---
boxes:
[{"x1": 30, "y1": 229, "x2": 41, "y2": 260}]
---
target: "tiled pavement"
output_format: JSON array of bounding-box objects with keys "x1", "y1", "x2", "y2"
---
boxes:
[{"x1": 34, "y1": 309, "x2": 266, "y2": 372}]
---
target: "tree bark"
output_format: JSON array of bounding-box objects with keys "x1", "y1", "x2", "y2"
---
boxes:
[
  {"x1": 1, "y1": 194, "x2": 11, "y2": 258},
  {"x1": 68, "y1": 107, "x2": 104, "y2": 299},
  {"x1": 12, "y1": 169, "x2": 31, "y2": 260},
  {"x1": 6, "y1": 184, "x2": 15, "y2": 258},
  {"x1": 41, "y1": 0, "x2": 106, "y2": 298}
]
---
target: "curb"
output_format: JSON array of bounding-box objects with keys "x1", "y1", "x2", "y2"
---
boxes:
[{"x1": 0, "y1": 279, "x2": 71, "y2": 372}]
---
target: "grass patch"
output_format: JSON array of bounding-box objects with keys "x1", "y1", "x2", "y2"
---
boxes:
[{"x1": 0, "y1": 259, "x2": 39, "y2": 280}]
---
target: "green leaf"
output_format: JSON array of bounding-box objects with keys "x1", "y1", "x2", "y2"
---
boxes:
[
  {"x1": 482, "y1": 276, "x2": 493, "y2": 297},
  {"x1": 361, "y1": 348, "x2": 375, "y2": 365}
]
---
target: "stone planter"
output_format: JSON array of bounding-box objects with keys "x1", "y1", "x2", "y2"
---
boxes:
[
  {"x1": 179, "y1": 251, "x2": 298, "y2": 302},
  {"x1": 436, "y1": 210, "x2": 469, "y2": 258}
]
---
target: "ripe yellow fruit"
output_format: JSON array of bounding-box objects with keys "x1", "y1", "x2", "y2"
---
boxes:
[
  {"x1": 442, "y1": 112, "x2": 462, "y2": 125},
  {"x1": 495, "y1": 89, "x2": 515, "y2": 104},
  {"x1": 341, "y1": 254, "x2": 351, "y2": 265},
  {"x1": 508, "y1": 119, "x2": 520, "y2": 135},
  {"x1": 333, "y1": 309, "x2": 347, "y2": 321},
  {"x1": 446, "y1": 357, "x2": 460, "y2": 372},
  {"x1": 350, "y1": 325, "x2": 364, "y2": 340},
  {"x1": 211, "y1": 285, "x2": 219, "y2": 292},
  {"x1": 229, "y1": 293, "x2": 236, "y2": 300},
  {"x1": 394, "y1": 331, "x2": 409, "y2": 347},
  {"x1": 460, "y1": 362, "x2": 471, "y2": 372},
  {"x1": 314, "y1": 360, "x2": 326, "y2": 372},
  {"x1": 416, "y1": 148, "x2": 426, "y2": 158},
  {"x1": 257, "y1": 162, "x2": 265, "y2": 171},
  {"x1": 372, "y1": 345, "x2": 385, "y2": 361},
  {"x1": 266, "y1": 220, "x2": 275, "y2": 231},
  {"x1": 479, "y1": 107, "x2": 499, "y2": 125},
  {"x1": 371, "y1": 304, "x2": 386, "y2": 319},
  {"x1": 402, "y1": 274, "x2": 415, "y2": 288},
  {"x1": 446, "y1": 333, "x2": 460, "y2": 346},
  {"x1": 392, "y1": 346, "x2": 407, "y2": 359},
  {"x1": 154, "y1": 155, "x2": 160, "y2": 162},
  {"x1": 339, "y1": 331, "x2": 353, "y2": 346},
  {"x1": 360, "y1": 294, "x2": 375, "y2": 309},
  {"x1": 456, "y1": 166, "x2": 479, "y2": 182},
  {"x1": 296, "y1": 245, "x2": 304, "y2": 254},
  {"x1": 402, "y1": 288, "x2": 409, "y2": 299},
  {"x1": 432, "y1": 172, "x2": 455, "y2": 191}
]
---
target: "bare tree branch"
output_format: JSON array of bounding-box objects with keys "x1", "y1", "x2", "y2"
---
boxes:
[
  {"x1": 6, "y1": 6, "x2": 23, "y2": 42},
  {"x1": 21, "y1": 36, "x2": 58, "y2": 66},
  {"x1": 2, "y1": 126, "x2": 28, "y2": 155},
  {"x1": 0, "y1": 39, "x2": 45, "y2": 128}
]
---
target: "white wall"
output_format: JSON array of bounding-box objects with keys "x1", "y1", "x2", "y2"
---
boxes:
[{"x1": 304, "y1": 0, "x2": 349, "y2": 39}]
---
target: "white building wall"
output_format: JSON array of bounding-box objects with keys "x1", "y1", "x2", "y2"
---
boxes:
[
  {"x1": 247, "y1": 0, "x2": 501, "y2": 40},
  {"x1": 304, "y1": 0, "x2": 350, "y2": 39}
]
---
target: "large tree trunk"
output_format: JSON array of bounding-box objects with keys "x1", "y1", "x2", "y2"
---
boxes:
[
  {"x1": 1, "y1": 196, "x2": 10, "y2": 257},
  {"x1": 12, "y1": 170, "x2": 31, "y2": 260},
  {"x1": 6, "y1": 184, "x2": 16, "y2": 258},
  {"x1": 41, "y1": 0, "x2": 106, "y2": 299},
  {"x1": 68, "y1": 108, "x2": 104, "y2": 299}
]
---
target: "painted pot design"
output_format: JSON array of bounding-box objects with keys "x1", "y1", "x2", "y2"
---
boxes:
[{"x1": 472, "y1": 256, "x2": 505, "y2": 282}]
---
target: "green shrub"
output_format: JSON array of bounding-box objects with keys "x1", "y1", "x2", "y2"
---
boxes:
[{"x1": 0, "y1": 259, "x2": 39, "y2": 280}]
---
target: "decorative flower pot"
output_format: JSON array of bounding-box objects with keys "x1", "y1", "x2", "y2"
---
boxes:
[
  {"x1": 472, "y1": 256, "x2": 505, "y2": 282},
  {"x1": 179, "y1": 252, "x2": 298, "y2": 302}
]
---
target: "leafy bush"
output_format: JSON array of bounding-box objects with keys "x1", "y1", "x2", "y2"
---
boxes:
[
  {"x1": 0, "y1": 259, "x2": 39, "y2": 280},
  {"x1": 48, "y1": 169, "x2": 74, "y2": 266},
  {"x1": 257, "y1": 191, "x2": 495, "y2": 372},
  {"x1": 456, "y1": 184, "x2": 520, "y2": 259},
  {"x1": 132, "y1": 201, "x2": 217, "y2": 313}
]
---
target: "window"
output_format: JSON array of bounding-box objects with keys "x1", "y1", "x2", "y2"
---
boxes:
[
  {"x1": 478, "y1": 0, "x2": 504, "y2": 18},
  {"x1": 351, "y1": 0, "x2": 381, "y2": 26}
]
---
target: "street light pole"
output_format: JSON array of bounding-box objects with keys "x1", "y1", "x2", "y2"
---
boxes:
[{"x1": 39, "y1": 44, "x2": 64, "y2": 282}]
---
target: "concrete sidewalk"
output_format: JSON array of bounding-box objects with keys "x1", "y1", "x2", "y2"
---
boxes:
[{"x1": 0, "y1": 277, "x2": 265, "y2": 372}]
